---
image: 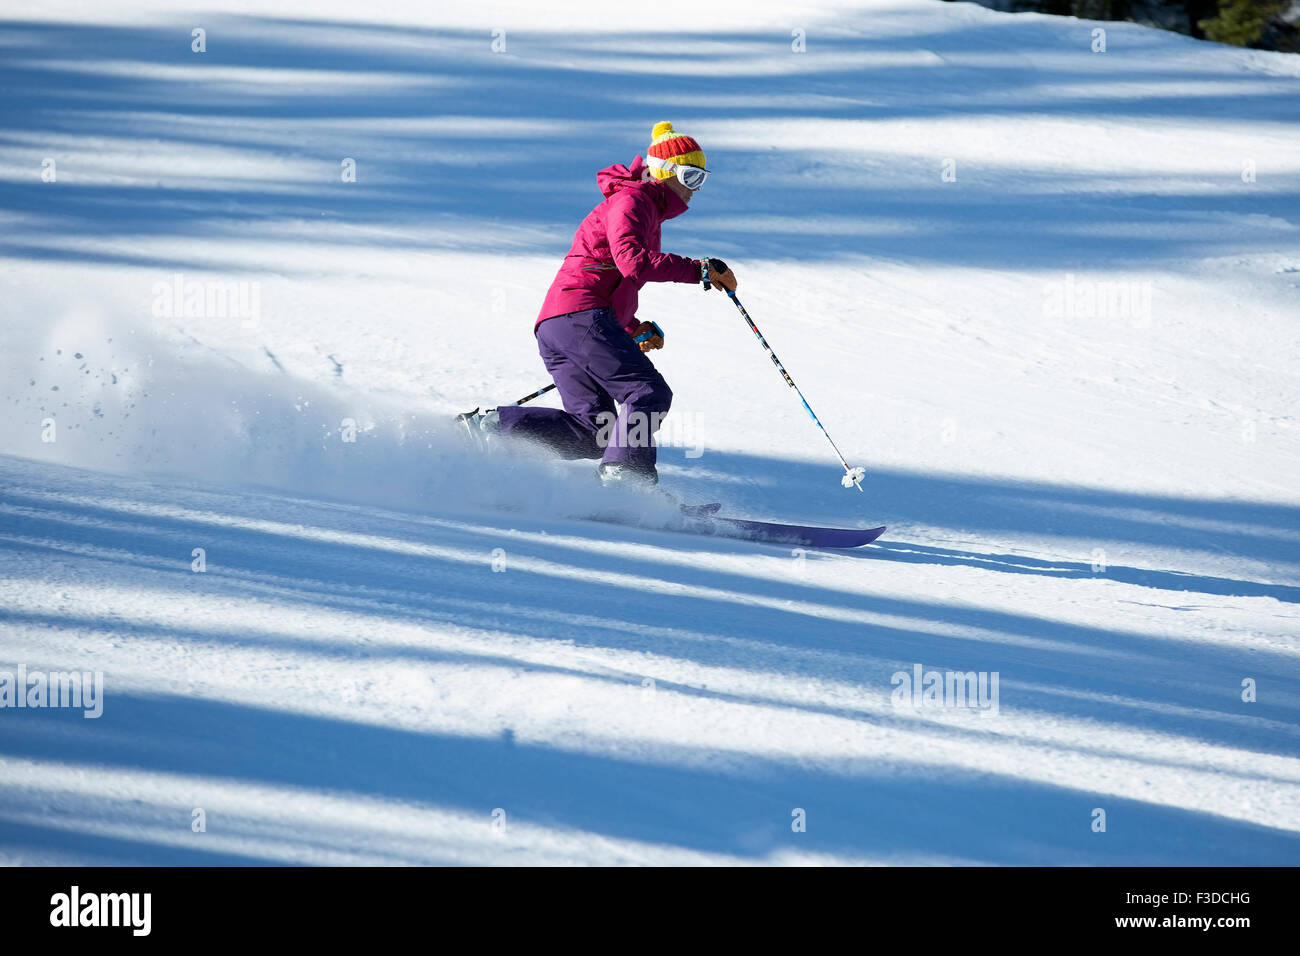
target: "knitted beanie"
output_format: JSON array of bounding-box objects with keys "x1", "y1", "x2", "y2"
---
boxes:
[{"x1": 646, "y1": 121, "x2": 706, "y2": 180}]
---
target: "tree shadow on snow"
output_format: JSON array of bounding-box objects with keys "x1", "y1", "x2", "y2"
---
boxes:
[
  {"x1": 1, "y1": 454, "x2": 1297, "y2": 773},
  {"x1": 0, "y1": 15, "x2": 1296, "y2": 270},
  {"x1": 1, "y1": 694, "x2": 1297, "y2": 865}
]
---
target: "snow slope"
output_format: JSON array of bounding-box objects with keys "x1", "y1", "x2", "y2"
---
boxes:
[{"x1": 1, "y1": 0, "x2": 1298, "y2": 864}]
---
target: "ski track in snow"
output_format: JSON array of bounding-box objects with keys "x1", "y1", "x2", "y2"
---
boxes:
[{"x1": 0, "y1": 0, "x2": 1298, "y2": 864}]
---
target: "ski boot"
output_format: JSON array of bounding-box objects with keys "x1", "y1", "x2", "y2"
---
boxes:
[
  {"x1": 454, "y1": 406, "x2": 500, "y2": 452},
  {"x1": 597, "y1": 461, "x2": 659, "y2": 488}
]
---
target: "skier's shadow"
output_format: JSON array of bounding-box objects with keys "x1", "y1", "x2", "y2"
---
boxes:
[
  {"x1": 859, "y1": 539, "x2": 1300, "y2": 604},
  {"x1": 663, "y1": 451, "x2": 1300, "y2": 606}
]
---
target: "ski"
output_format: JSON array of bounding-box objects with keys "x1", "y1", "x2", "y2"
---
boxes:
[
  {"x1": 587, "y1": 506, "x2": 885, "y2": 549},
  {"x1": 684, "y1": 514, "x2": 886, "y2": 548}
]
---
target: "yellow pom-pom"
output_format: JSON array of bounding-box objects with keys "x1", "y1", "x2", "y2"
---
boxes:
[{"x1": 651, "y1": 121, "x2": 675, "y2": 140}]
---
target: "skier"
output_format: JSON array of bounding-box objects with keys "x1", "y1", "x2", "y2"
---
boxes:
[{"x1": 457, "y1": 121, "x2": 737, "y2": 487}]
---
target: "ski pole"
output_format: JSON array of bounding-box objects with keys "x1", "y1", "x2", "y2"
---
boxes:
[
  {"x1": 514, "y1": 382, "x2": 556, "y2": 405},
  {"x1": 724, "y1": 289, "x2": 866, "y2": 492}
]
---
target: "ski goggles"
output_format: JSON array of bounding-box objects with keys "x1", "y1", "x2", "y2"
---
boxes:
[{"x1": 645, "y1": 154, "x2": 709, "y2": 190}]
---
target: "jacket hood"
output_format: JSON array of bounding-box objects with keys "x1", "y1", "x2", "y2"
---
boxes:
[{"x1": 597, "y1": 155, "x2": 689, "y2": 220}]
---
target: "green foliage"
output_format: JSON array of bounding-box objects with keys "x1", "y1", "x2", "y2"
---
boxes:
[{"x1": 1198, "y1": 0, "x2": 1289, "y2": 46}]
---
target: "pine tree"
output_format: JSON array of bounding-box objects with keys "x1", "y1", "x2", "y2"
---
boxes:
[{"x1": 1198, "y1": 0, "x2": 1289, "y2": 45}]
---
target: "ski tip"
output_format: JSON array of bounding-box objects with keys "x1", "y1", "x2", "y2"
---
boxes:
[{"x1": 856, "y1": 525, "x2": 887, "y2": 546}]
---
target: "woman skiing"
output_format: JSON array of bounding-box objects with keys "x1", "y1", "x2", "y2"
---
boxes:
[{"x1": 458, "y1": 121, "x2": 737, "y2": 486}]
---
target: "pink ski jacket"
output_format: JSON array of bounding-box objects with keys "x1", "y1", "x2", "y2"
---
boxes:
[{"x1": 536, "y1": 155, "x2": 700, "y2": 333}]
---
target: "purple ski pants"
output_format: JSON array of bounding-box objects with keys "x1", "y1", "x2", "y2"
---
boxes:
[{"x1": 496, "y1": 308, "x2": 672, "y2": 473}]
